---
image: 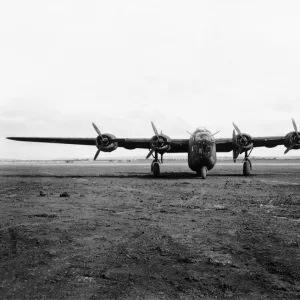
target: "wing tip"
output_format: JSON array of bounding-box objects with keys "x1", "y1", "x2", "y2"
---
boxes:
[{"x1": 6, "y1": 137, "x2": 28, "y2": 141}]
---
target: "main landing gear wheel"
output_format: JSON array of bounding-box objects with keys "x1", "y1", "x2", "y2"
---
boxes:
[
  {"x1": 197, "y1": 166, "x2": 208, "y2": 179},
  {"x1": 152, "y1": 161, "x2": 160, "y2": 177},
  {"x1": 243, "y1": 159, "x2": 251, "y2": 176},
  {"x1": 241, "y1": 148, "x2": 253, "y2": 177},
  {"x1": 150, "y1": 151, "x2": 161, "y2": 177}
]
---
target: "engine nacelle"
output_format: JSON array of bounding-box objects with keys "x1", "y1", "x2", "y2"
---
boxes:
[
  {"x1": 151, "y1": 134, "x2": 171, "y2": 153},
  {"x1": 95, "y1": 133, "x2": 118, "y2": 152},
  {"x1": 233, "y1": 133, "x2": 253, "y2": 152},
  {"x1": 284, "y1": 132, "x2": 300, "y2": 150}
]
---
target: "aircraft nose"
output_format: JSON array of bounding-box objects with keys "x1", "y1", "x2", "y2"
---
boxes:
[{"x1": 197, "y1": 139, "x2": 213, "y2": 156}]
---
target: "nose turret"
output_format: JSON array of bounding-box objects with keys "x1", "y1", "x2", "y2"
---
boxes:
[{"x1": 195, "y1": 132, "x2": 214, "y2": 157}]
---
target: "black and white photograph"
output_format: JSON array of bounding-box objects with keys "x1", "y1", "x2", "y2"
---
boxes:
[{"x1": 1, "y1": 1, "x2": 300, "y2": 299}]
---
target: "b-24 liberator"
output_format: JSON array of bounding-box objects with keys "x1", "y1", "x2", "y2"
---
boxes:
[{"x1": 7, "y1": 119, "x2": 300, "y2": 179}]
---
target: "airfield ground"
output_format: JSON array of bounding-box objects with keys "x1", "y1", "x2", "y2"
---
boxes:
[{"x1": 0, "y1": 160, "x2": 300, "y2": 300}]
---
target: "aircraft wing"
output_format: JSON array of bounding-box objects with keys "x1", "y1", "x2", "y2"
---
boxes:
[
  {"x1": 6, "y1": 137, "x2": 189, "y2": 153},
  {"x1": 6, "y1": 137, "x2": 96, "y2": 146},
  {"x1": 216, "y1": 136, "x2": 285, "y2": 152},
  {"x1": 114, "y1": 138, "x2": 189, "y2": 152},
  {"x1": 8, "y1": 135, "x2": 287, "y2": 152}
]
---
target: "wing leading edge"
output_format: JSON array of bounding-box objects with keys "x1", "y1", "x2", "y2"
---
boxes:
[
  {"x1": 6, "y1": 137, "x2": 189, "y2": 153},
  {"x1": 6, "y1": 137, "x2": 96, "y2": 146},
  {"x1": 7, "y1": 135, "x2": 287, "y2": 152},
  {"x1": 216, "y1": 136, "x2": 285, "y2": 152}
]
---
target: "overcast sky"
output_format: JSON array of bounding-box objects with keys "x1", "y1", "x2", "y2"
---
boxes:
[{"x1": 1, "y1": 1, "x2": 300, "y2": 159}]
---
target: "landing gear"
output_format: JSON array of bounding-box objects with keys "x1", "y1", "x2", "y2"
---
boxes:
[
  {"x1": 243, "y1": 160, "x2": 251, "y2": 176},
  {"x1": 151, "y1": 152, "x2": 161, "y2": 177},
  {"x1": 196, "y1": 166, "x2": 208, "y2": 179},
  {"x1": 201, "y1": 166, "x2": 208, "y2": 179},
  {"x1": 152, "y1": 162, "x2": 160, "y2": 177},
  {"x1": 243, "y1": 150, "x2": 253, "y2": 176}
]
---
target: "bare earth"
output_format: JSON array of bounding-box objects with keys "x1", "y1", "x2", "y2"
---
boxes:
[{"x1": 1, "y1": 161, "x2": 300, "y2": 300}]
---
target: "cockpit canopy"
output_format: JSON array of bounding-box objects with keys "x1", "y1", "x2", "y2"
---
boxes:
[
  {"x1": 194, "y1": 127, "x2": 213, "y2": 135},
  {"x1": 195, "y1": 126, "x2": 208, "y2": 132},
  {"x1": 193, "y1": 127, "x2": 214, "y2": 142},
  {"x1": 195, "y1": 126, "x2": 209, "y2": 132}
]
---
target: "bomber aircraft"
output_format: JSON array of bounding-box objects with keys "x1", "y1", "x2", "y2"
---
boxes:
[{"x1": 7, "y1": 119, "x2": 300, "y2": 179}]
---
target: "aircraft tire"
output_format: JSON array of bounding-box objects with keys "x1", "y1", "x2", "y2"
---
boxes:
[
  {"x1": 151, "y1": 160, "x2": 155, "y2": 172},
  {"x1": 243, "y1": 161, "x2": 251, "y2": 176},
  {"x1": 200, "y1": 166, "x2": 207, "y2": 179},
  {"x1": 153, "y1": 162, "x2": 160, "y2": 177}
]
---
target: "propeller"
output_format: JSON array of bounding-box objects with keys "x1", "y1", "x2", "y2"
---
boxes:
[
  {"x1": 151, "y1": 121, "x2": 159, "y2": 138},
  {"x1": 284, "y1": 118, "x2": 300, "y2": 154},
  {"x1": 92, "y1": 122, "x2": 110, "y2": 160},
  {"x1": 94, "y1": 149, "x2": 100, "y2": 160},
  {"x1": 92, "y1": 123, "x2": 102, "y2": 160},
  {"x1": 292, "y1": 118, "x2": 300, "y2": 140},
  {"x1": 146, "y1": 121, "x2": 169, "y2": 159},
  {"x1": 232, "y1": 129, "x2": 240, "y2": 162},
  {"x1": 146, "y1": 148, "x2": 155, "y2": 159},
  {"x1": 284, "y1": 145, "x2": 294, "y2": 155},
  {"x1": 92, "y1": 122, "x2": 101, "y2": 136},
  {"x1": 232, "y1": 123, "x2": 253, "y2": 162},
  {"x1": 232, "y1": 122, "x2": 247, "y2": 143}
]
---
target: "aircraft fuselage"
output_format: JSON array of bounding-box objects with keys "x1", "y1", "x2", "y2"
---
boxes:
[{"x1": 188, "y1": 128, "x2": 217, "y2": 172}]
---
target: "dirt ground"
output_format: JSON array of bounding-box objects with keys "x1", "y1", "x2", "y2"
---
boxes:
[{"x1": 1, "y1": 160, "x2": 300, "y2": 300}]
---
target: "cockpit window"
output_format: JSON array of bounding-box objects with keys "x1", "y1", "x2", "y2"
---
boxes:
[
  {"x1": 195, "y1": 133, "x2": 213, "y2": 142},
  {"x1": 195, "y1": 127, "x2": 208, "y2": 132},
  {"x1": 197, "y1": 140, "x2": 213, "y2": 155},
  {"x1": 194, "y1": 127, "x2": 212, "y2": 135}
]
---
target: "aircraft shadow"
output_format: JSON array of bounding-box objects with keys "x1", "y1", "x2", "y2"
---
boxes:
[{"x1": 0, "y1": 172, "x2": 255, "y2": 180}]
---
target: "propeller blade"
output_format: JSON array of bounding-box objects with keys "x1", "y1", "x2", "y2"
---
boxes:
[
  {"x1": 233, "y1": 148, "x2": 240, "y2": 162},
  {"x1": 292, "y1": 118, "x2": 298, "y2": 132},
  {"x1": 284, "y1": 145, "x2": 294, "y2": 154},
  {"x1": 232, "y1": 129, "x2": 236, "y2": 140},
  {"x1": 151, "y1": 121, "x2": 159, "y2": 138},
  {"x1": 232, "y1": 122, "x2": 247, "y2": 142},
  {"x1": 94, "y1": 149, "x2": 100, "y2": 160},
  {"x1": 146, "y1": 148, "x2": 155, "y2": 159},
  {"x1": 92, "y1": 123, "x2": 102, "y2": 136},
  {"x1": 292, "y1": 118, "x2": 300, "y2": 139},
  {"x1": 232, "y1": 122, "x2": 242, "y2": 136}
]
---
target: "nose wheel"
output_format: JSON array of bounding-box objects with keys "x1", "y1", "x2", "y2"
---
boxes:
[{"x1": 196, "y1": 166, "x2": 208, "y2": 179}]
